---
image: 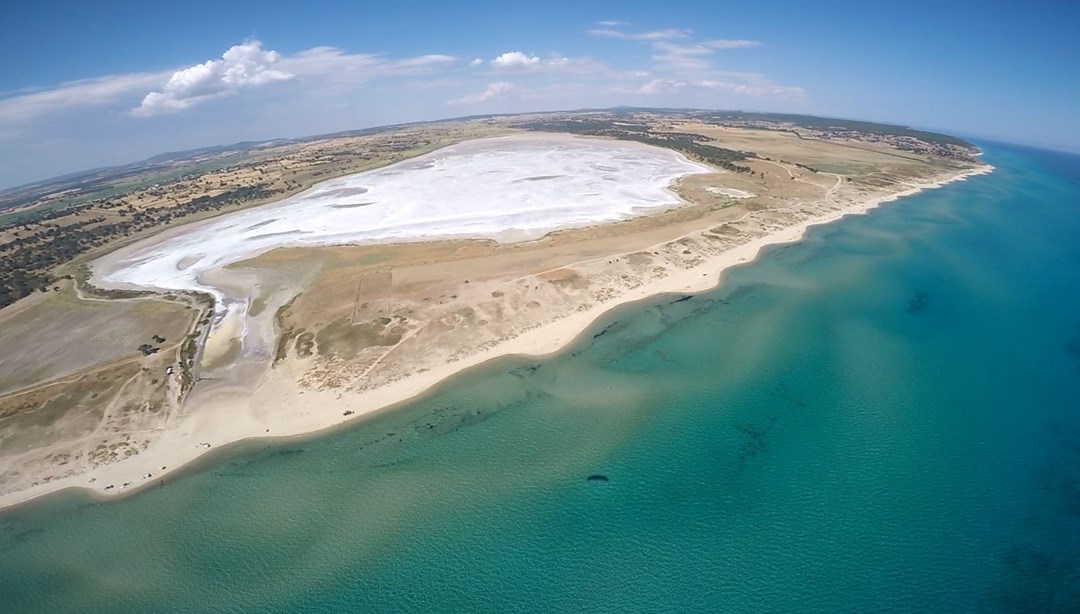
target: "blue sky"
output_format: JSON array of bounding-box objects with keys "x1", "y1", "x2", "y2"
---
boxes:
[{"x1": 2, "y1": 0, "x2": 1078, "y2": 189}]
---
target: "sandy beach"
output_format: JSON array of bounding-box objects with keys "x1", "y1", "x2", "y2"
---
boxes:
[{"x1": 0, "y1": 161, "x2": 991, "y2": 512}]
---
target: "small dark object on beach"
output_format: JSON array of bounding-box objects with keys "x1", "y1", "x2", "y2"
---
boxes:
[
  {"x1": 586, "y1": 474, "x2": 609, "y2": 482},
  {"x1": 343, "y1": 410, "x2": 355, "y2": 416}
]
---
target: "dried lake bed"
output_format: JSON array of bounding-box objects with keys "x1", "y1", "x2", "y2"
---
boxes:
[{"x1": 94, "y1": 134, "x2": 710, "y2": 357}]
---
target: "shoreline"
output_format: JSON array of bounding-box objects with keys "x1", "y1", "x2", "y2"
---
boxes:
[{"x1": 0, "y1": 163, "x2": 993, "y2": 513}]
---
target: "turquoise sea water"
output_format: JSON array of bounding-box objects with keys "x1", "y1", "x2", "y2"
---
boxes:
[{"x1": 1, "y1": 142, "x2": 1079, "y2": 612}]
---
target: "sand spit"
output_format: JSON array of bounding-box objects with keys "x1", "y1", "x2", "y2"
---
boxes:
[{"x1": 0, "y1": 162, "x2": 991, "y2": 511}]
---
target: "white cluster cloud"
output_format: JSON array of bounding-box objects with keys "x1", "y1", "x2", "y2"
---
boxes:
[
  {"x1": 0, "y1": 25, "x2": 807, "y2": 187},
  {"x1": 448, "y1": 81, "x2": 515, "y2": 105},
  {"x1": 2, "y1": 29, "x2": 790, "y2": 126},
  {"x1": 485, "y1": 51, "x2": 601, "y2": 74},
  {"x1": 0, "y1": 40, "x2": 460, "y2": 130},
  {"x1": 491, "y1": 51, "x2": 542, "y2": 69},
  {"x1": 134, "y1": 40, "x2": 293, "y2": 116}
]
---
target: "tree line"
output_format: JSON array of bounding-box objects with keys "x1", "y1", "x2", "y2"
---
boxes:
[{"x1": 0, "y1": 185, "x2": 280, "y2": 308}]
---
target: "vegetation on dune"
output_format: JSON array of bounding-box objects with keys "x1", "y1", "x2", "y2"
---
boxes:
[{"x1": 0, "y1": 185, "x2": 278, "y2": 308}]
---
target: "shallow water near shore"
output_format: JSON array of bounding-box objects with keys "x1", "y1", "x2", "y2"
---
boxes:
[{"x1": 2, "y1": 142, "x2": 1080, "y2": 612}]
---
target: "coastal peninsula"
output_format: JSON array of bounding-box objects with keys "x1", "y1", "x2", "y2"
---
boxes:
[{"x1": 0, "y1": 110, "x2": 989, "y2": 509}]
